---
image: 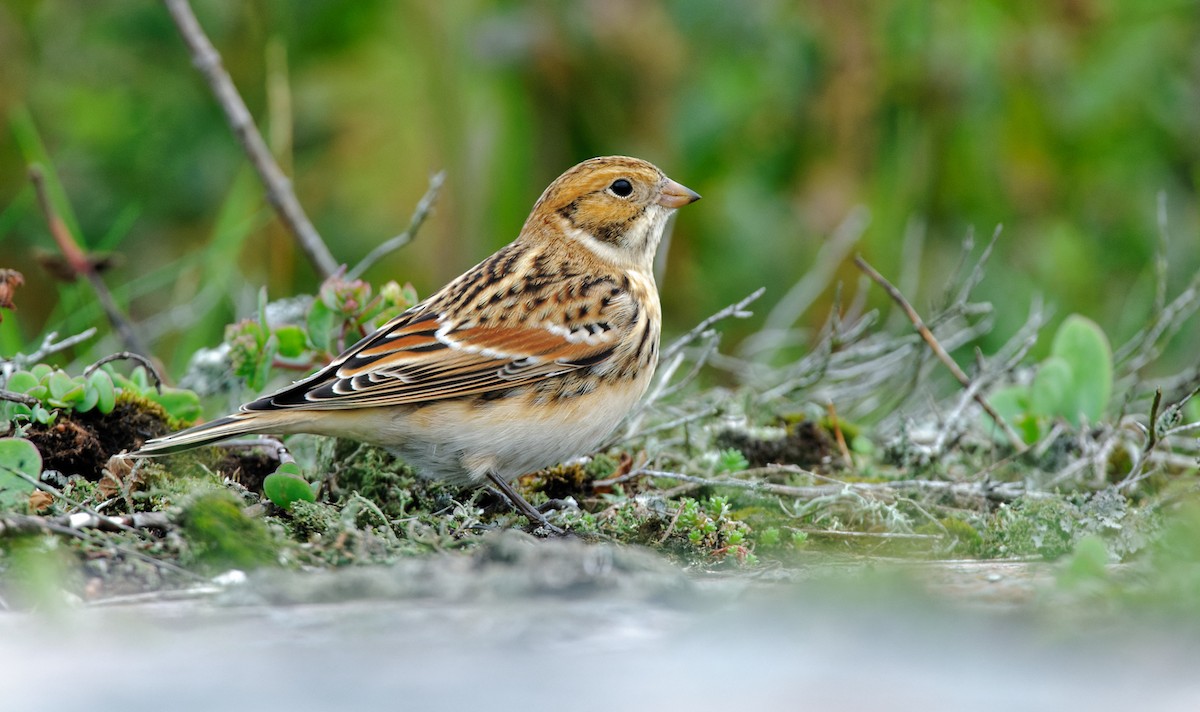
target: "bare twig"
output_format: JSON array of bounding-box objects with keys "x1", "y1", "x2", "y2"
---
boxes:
[
  {"x1": 825, "y1": 400, "x2": 854, "y2": 468},
  {"x1": 950, "y1": 225, "x2": 1002, "y2": 309},
  {"x1": 13, "y1": 329, "x2": 98, "y2": 367},
  {"x1": 85, "y1": 352, "x2": 164, "y2": 393},
  {"x1": 211, "y1": 436, "x2": 294, "y2": 464},
  {"x1": 1114, "y1": 270, "x2": 1200, "y2": 379},
  {"x1": 1146, "y1": 388, "x2": 1164, "y2": 452},
  {"x1": 613, "y1": 289, "x2": 763, "y2": 444},
  {"x1": 162, "y1": 0, "x2": 338, "y2": 279},
  {"x1": 607, "y1": 467, "x2": 1034, "y2": 503},
  {"x1": 803, "y1": 529, "x2": 943, "y2": 541},
  {"x1": 1120, "y1": 383, "x2": 1200, "y2": 492},
  {"x1": 347, "y1": 171, "x2": 446, "y2": 281},
  {"x1": 29, "y1": 166, "x2": 150, "y2": 356},
  {"x1": 855, "y1": 255, "x2": 1027, "y2": 451},
  {"x1": 662, "y1": 287, "x2": 765, "y2": 364},
  {"x1": 0, "y1": 512, "x2": 201, "y2": 580},
  {"x1": 0, "y1": 390, "x2": 38, "y2": 406}
]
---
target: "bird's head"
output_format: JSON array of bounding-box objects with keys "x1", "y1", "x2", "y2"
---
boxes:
[{"x1": 524, "y1": 156, "x2": 700, "y2": 272}]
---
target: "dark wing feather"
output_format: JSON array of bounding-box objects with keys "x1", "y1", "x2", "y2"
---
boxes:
[{"x1": 243, "y1": 275, "x2": 629, "y2": 412}]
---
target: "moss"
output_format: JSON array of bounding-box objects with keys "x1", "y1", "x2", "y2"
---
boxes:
[
  {"x1": 324, "y1": 440, "x2": 434, "y2": 519},
  {"x1": 915, "y1": 517, "x2": 983, "y2": 557},
  {"x1": 286, "y1": 499, "x2": 339, "y2": 541},
  {"x1": 584, "y1": 454, "x2": 619, "y2": 479},
  {"x1": 180, "y1": 491, "x2": 278, "y2": 571},
  {"x1": 979, "y1": 498, "x2": 1081, "y2": 560}
]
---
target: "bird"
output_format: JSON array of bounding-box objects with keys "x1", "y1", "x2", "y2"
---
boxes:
[{"x1": 134, "y1": 156, "x2": 700, "y2": 531}]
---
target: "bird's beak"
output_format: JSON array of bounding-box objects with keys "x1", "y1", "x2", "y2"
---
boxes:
[{"x1": 658, "y1": 179, "x2": 702, "y2": 208}]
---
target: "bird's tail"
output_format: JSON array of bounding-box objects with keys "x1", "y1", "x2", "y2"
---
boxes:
[{"x1": 132, "y1": 412, "x2": 283, "y2": 456}]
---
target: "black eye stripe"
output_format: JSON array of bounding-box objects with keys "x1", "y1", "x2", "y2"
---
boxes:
[{"x1": 608, "y1": 179, "x2": 633, "y2": 197}]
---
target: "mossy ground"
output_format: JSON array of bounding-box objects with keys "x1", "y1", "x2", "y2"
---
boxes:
[{"x1": 1, "y1": 354, "x2": 1197, "y2": 622}]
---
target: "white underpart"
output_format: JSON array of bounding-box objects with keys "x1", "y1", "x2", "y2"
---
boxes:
[{"x1": 567, "y1": 203, "x2": 672, "y2": 273}]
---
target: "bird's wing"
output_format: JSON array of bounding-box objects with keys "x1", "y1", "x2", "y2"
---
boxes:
[{"x1": 242, "y1": 277, "x2": 632, "y2": 412}]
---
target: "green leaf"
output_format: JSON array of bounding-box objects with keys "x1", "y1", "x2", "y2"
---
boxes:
[
  {"x1": 1030, "y1": 356, "x2": 1073, "y2": 419},
  {"x1": 306, "y1": 299, "x2": 337, "y2": 354},
  {"x1": 88, "y1": 370, "x2": 117, "y2": 414},
  {"x1": 274, "y1": 325, "x2": 308, "y2": 359},
  {"x1": 45, "y1": 370, "x2": 76, "y2": 401},
  {"x1": 988, "y1": 385, "x2": 1028, "y2": 424},
  {"x1": 2, "y1": 403, "x2": 33, "y2": 421},
  {"x1": 5, "y1": 371, "x2": 39, "y2": 395},
  {"x1": 987, "y1": 386, "x2": 1038, "y2": 444},
  {"x1": 0, "y1": 438, "x2": 41, "y2": 509},
  {"x1": 76, "y1": 384, "x2": 100, "y2": 412},
  {"x1": 1051, "y1": 314, "x2": 1113, "y2": 425},
  {"x1": 148, "y1": 387, "x2": 203, "y2": 423},
  {"x1": 248, "y1": 335, "x2": 279, "y2": 392},
  {"x1": 263, "y1": 468, "x2": 316, "y2": 510}
]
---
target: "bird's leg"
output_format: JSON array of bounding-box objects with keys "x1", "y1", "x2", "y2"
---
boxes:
[{"x1": 486, "y1": 471, "x2": 564, "y2": 536}]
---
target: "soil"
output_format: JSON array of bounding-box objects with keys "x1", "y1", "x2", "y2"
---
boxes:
[
  {"x1": 23, "y1": 400, "x2": 172, "y2": 480},
  {"x1": 715, "y1": 419, "x2": 836, "y2": 470}
]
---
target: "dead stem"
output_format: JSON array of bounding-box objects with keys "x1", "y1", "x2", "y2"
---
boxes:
[
  {"x1": 29, "y1": 166, "x2": 150, "y2": 357},
  {"x1": 347, "y1": 171, "x2": 446, "y2": 280},
  {"x1": 612, "y1": 467, "x2": 1035, "y2": 503},
  {"x1": 161, "y1": 0, "x2": 339, "y2": 279},
  {"x1": 854, "y1": 254, "x2": 1027, "y2": 451},
  {"x1": 85, "y1": 352, "x2": 165, "y2": 393}
]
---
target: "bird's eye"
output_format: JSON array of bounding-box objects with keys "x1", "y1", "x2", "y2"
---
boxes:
[{"x1": 608, "y1": 179, "x2": 633, "y2": 198}]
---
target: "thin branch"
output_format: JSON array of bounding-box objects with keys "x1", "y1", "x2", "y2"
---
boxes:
[
  {"x1": 803, "y1": 529, "x2": 943, "y2": 541},
  {"x1": 1120, "y1": 383, "x2": 1200, "y2": 492},
  {"x1": 0, "y1": 389, "x2": 37, "y2": 406},
  {"x1": 855, "y1": 255, "x2": 1027, "y2": 451},
  {"x1": 347, "y1": 171, "x2": 446, "y2": 280},
  {"x1": 161, "y1": 0, "x2": 339, "y2": 279},
  {"x1": 213, "y1": 436, "x2": 294, "y2": 464},
  {"x1": 0, "y1": 512, "x2": 202, "y2": 581},
  {"x1": 2, "y1": 467, "x2": 203, "y2": 579},
  {"x1": 662, "y1": 287, "x2": 764, "y2": 363},
  {"x1": 612, "y1": 467, "x2": 1034, "y2": 503},
  {"x1": 29, "y1": 166, "x2": 150, "y2": 356},
  {"x1": 1146, "y1": 388, "x2": 1164, "y2": 452},
  {"x1": 85, "y1": 352, "x2": 164, "y2": 393},
  {"x1": 18, "y1": 329, "x2": 98, "y2": 366}
]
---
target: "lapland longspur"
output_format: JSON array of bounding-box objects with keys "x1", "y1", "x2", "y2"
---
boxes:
[{"x1": 135, "y1": 156, "x2": 700, "y2": 530}]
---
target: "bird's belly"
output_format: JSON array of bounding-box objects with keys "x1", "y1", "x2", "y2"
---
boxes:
[
  {"x1": 413, "y1": 382, "x2": 647, "y2": 483},
  {"x1": 341, "y1": 377, "x2": 646, "y2": 485}
]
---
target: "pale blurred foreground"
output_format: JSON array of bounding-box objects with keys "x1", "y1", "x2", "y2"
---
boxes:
[{"x1": 3, "y1": 531, "x2": 1197, "y2": 712}]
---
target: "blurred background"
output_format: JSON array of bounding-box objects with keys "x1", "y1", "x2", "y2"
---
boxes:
[{"x1": 1, "y1": 0, "x2": 1198, "y2": 377}]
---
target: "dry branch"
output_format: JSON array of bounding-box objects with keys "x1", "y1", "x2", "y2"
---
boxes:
[
  {"x1": 854, "y1": 255, "x2": 1027, "y2": 451},
  {"x1": 600, "y1": 466, "x2": 1034, "y2": 504},
  {"x1": 85, "y1": 352, "x2": 164, "y2": 393},
  {"x1": 347, "y1": 171, "x2": 446, "y2": 280},
  {"x1": 0, "y1": 390, "x2": 38, "y2": 406},
  {"x1": 162, "y1": 0, "x2": 339, "y2": 279},
  {"x1": 29, "y1": 167, "x2": 149, "y2": 357}
]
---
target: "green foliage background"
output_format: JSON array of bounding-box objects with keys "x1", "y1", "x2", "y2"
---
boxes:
[{"x1": 1, "y1": 0, "x2": 1197, "y2": 374}]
